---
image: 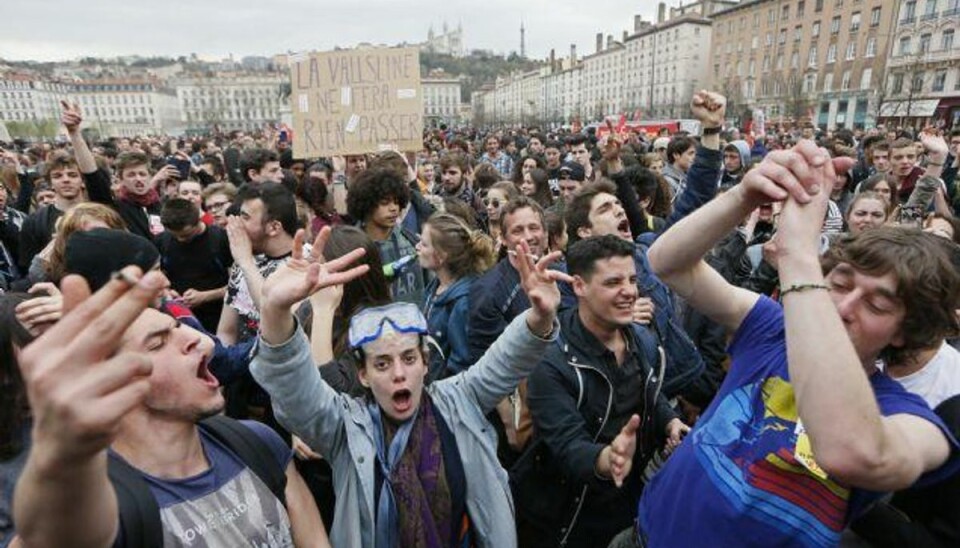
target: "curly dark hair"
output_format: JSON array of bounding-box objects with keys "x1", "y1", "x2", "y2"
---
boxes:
[{"x1": 346, "y1": 166, "x2": 410, "y2": 222}]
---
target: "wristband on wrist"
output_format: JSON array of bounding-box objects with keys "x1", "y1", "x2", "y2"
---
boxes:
[
  {"x1": 780, "y1": 283, "x2": 830, "y2": 298},
  {"x1": 702, "y1": 126, "x2": 722, "y2": 136}
]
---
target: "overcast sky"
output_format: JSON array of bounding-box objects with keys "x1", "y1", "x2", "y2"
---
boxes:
[{"x1": 2, "y1": 0, "x2": 661, "y2": 63}]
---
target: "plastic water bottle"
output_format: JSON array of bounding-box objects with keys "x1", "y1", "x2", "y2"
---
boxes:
[{"x1": 383, "y1": 255, "x2": 416, "y2": 278}]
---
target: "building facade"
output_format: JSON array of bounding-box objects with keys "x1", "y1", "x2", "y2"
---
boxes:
[
  {"x1": 625, "y1": 14, "x2": 713, "y2": 120},
  {"x1": 174, "y1": 73, "x2": 285, "y2": 132},
  {"x1": 72, "y1": 79, "x2": 181, "y2": 137},
  {"x1": 881, "y1": 0, "x2": 960, "y2": 129},
  {"x1": 422, "y1": 76, "x2": 463, "y2": 125},
  {"x1": 581, "y1": 34, "x2": 627, "y2": 120},
  {"x1": 0, "y1": 73, "x2": 71, "y2": 126},
  {"x1": 708, "y1": 0, "x2": 899, "y2": 131}
]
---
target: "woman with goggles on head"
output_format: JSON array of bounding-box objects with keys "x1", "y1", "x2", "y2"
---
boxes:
[{"x1": 251, "y1": 226, "x2": 569, "y2": 548}]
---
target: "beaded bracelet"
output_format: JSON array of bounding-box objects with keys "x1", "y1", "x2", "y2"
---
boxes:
[{"x1": 780, "y1": 283, "x2": 830, "y2": 297}]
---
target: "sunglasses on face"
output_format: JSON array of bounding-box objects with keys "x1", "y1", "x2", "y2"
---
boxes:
[{"x1": 482, "y1": 197, "x2": 502, "y2": 208}]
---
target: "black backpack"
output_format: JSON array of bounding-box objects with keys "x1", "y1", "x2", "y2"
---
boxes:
[{"x1": 107, "y1": 416, "x2": 287, "y2": 548}]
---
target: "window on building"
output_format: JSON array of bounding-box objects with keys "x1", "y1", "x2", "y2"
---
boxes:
[
  {"x1": 749, "y1": 59, "x2": 757, "y2": 75},
  {"x1": 841, "y1": 70, "x2": 852, "y2": 89},
  {"x1": 804, "y1": 72, "x2": 817, "y2": 92},
  {"x1": 752, "y1": 36, "x2": 759, "y2": 49},
  {"x1": 831, "y1": 16, "x2": 841, "y2": 34},
  {"x1": 798, "y1": 1, "x2": 806, "y2": 16},
  {"x1": 778, "y1": 29, "x2": 786, "y2": 44},
  {"x1": 777, "y1": 54, "x2": 785, "y2": 69},
  {"x1": 766, "y1": 32, "x2": 774, "y2": 46},
  {"x1": 865, "y1": 37, "x2": 877, "y2": 57},
  {"x1": 860, "y1": 67, "x2": 873, "y2": 89},
  {"x1": 791, "y1": 51, "x2": 800, "y2": 68},
  {"x1": 850, "y1": 12, "x2": 861, "y2": 31},
  {"x1": 808, "y1": 45, "x2": 819, "y2": 65},
  {"x1": 846, "y1": 41, "x2": 857, "y2": 59},
  {"x1": 754, "y1": 13, "x2": 761, "y2": 27},
  {"x1": 899, "y1": 36, "x2": 912, "y2": 55},
  {"x1": 795, "y1": 26, "x2": 803, "y2": 42},
  {"x1": 955, "y1": 68, "x2": 960, "y2": 90},
  {"x1": 912, "y1": 73, "x2": 925, "y2": 91},
  {"x1": 871, "y1": 6, "x2": 882, "y2": 25},
  {"x1": 763, "y1": 55, "x2": 771, "y2": 71},
  {"x1": 827, "y1": 43, "x2": 837, "y2": 62},
  {"x1": 920, "y1": 33, "x2": 931, "y2": 53},
  {"x1": 924, "y1": 0, "x2": 938, "y2": 18},
  {"x1": 769, "y1": 8, "x2": 776, "y2": 23},
  {"x1": 816, "y1": 0, "x2": 824, "y2": 11},
  {"x1": 942, "y1": 29, "x2": 954, "y2": 50},
  {"x1": 933, "y1": 69, "x2": 947, "y2": 91},
  {"x1": 812, "y1": 21, "x2": 821, "y2": 37},
  {"x1": 892, "y1": 73, "x2": 904, "y2": 93},
  {"x1": 904, "y1": 0, "x2": 917, "y2": 20},
  {"x1": 783, "y1": 4, "x2": 791, "y2": 19}
]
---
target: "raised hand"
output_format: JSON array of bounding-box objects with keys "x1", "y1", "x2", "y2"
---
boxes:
[
  {"x1": 18, "y1": 267, "x2": 167, "y2": 466},
  {"x1": 737, "y1": 140, "x2": 836, "y2": 208},
  {"x1": 509, "y1": 239, "x2": 572, "y2": 336},
  {"x1": 920, "y1": 130, "x2": 949, "y2": 161},
  {"x1": 150, "y1": 164, "x2": 180, "y2": 187},
  {"x1": 690, "y1": 90, "x2": 726, "y2": 128},
  {"x1": 15, "y1": 283, "x2": 63, "y2": 337},
  {"x1": 632, "y1": 297, "x2": 655, "y2": 325},
  {"x1": 261, "y1": 227, "x2": 369, "y2": 313},
  {"x1": 225, "y1": 216, "x2": 255, "y2": 267},
  {"x1": 665, "y1": 417, "x2": 690, "y2": 452},
  {"x1": 605, "y1": 414, "x2": 640, "y2": 488},
  {"x1": 60, "y1": 100, "x2": 83, "y2": 134},
  {"x1": 771, "y1": 147, "x2": 856, "y2": 258}
]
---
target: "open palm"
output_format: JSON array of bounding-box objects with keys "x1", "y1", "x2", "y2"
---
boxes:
[{"x1": 261, "y1": 228, "x2": 369, "y2": 311}]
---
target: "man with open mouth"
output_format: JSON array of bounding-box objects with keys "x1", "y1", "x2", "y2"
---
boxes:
[{"x1": 252, "y1": 227, "x2": 570, "y2": 548}]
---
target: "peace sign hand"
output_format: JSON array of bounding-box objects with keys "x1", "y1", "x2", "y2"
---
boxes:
[{"x1": 510, "y1": 239, "x2": 571, "y2": 337}]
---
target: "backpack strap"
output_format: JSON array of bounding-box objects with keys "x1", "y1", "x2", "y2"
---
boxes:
[
  {"x1": 199, "y1": 415, "x2": 288, "y2": 506},
  {"x1": 107, "y1": 454, "x2": 164, "y2": 548}
]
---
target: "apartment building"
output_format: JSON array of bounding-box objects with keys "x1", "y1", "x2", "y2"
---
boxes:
[
  {"x1": 72, "y1": 79, "x2": 181, "y2": 137},
  {"x1": 422, "y1": 75, "x2": 463, "y2": 125},
  {"x1": 624, "y1": 14, "x2": 713, "y2": 119},
  {"x1": 709, "y1": 0, "x2": 899, "y2": 130},
  {"x1": 581, "y1": 33, "x2": 627, "y2": 119},
  {"x1": 881, "y1": 0, "x2": 960, "y2": 128},
  {"x1": 0, "y1": 73, "x2": 71, "y2": 125},
  {"x1": 174, "y1": 73, "x2": 285, "y2": 132}
]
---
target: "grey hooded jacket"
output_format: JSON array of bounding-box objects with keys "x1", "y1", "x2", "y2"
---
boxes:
[{"x1": 250, "y1": 310, "x2": 557, "y2": 548}]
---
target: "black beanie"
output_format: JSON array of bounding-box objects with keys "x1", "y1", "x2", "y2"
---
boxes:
[{"x1": 64, "y1": 228, "x2": 160, "y2": 292}]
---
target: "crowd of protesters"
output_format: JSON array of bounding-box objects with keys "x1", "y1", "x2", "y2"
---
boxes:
[{"x1": 1, "y1": 91, "x2": 959, "y2": 548}]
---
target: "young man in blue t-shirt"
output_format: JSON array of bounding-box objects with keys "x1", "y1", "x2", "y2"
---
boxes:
[{"x1": 625, "y1": 139, "x2": 960, "y2": 548}]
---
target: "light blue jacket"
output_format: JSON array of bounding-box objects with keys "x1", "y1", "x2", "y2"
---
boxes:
[{"x1": 250, "y1": 310, "x2": 556, "y2": 548}]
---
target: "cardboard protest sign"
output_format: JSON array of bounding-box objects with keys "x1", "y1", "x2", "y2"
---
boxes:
[{"x1": 289, "y1": 47, "x2": 423, "y2": 158}]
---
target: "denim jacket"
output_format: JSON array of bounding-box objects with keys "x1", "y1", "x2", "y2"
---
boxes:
[
  {"x1": 423, "y1": 275, "x2": 474, "y2": 379},
  {"x1": 250, "y1": 311, "x2": 557, "y2": 548},
  {"x1": 635, "y1": 145, "x2": 722, "y2": 397}
]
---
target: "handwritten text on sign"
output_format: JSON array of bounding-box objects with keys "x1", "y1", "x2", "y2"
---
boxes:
[{"x1": 289, "y1": 47, "x2": 423, "y2": 158}]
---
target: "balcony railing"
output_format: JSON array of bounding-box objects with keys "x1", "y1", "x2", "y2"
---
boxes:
[
  {"x1": 900, "y1": 16, "x2": 916, "y2": 24},
  {"x1": 921, "y1": 12, "x2": 939, "y2": 20},
  {"x1": 944, "y1": 7, "x2": 960, "y2": 16}
]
